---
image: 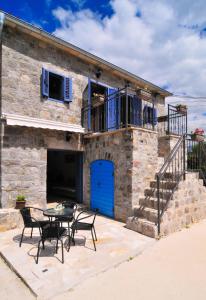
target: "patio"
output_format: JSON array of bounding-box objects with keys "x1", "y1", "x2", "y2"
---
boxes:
[{"x1": 0, "y1": 212, "x2": 155, "y2": 299}]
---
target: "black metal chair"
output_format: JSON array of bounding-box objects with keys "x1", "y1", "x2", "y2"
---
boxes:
[
  {"x1": 36, "y1": 221, "x2": 66, "y2": 264},
  {"x1": 55, "y1": 201, "x2": 77, "y2": 231},
  {"x1": 70, "y1": 210, "x2": 98, "y2": 251},
  {"x1": 19, "y1": 207, "x2": 50, "y2": 247}
]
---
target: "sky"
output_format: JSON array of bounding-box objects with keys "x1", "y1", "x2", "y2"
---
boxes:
[{"x1": 1, "y1": 0, "x2": 206, "y2": 132}]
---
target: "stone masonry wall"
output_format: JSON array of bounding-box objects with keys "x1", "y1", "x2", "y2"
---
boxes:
[
  {"x1": 1, "y1": 26, "x2": 128, "y2": 125},
  {"x1": 1, "y1": 26, "x2": 166, "y2": 125},
  {"x1": 131, "y1": 129, "x2": 159, "y2": 207},
  {"x1": 84, "y1": 129, "x2": 133, "y2": 221},
  {"x1": 158, "y1": 135, "x2": 179, "y2": 159},
  {"x1": 84, "y1": 128, "x2": 159, "y2": 222},
  {"x1": 160, "y1": 172, "x2": 206, "y2": 236},
  {"x1": 1, "y1": 125, "x2": 83, "y2": 208}
]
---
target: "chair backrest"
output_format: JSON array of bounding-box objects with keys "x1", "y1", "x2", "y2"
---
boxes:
[
  {"x1": 62, "y1": 201, "x2": 77, "y2": 209},
  {"x1": 41, "y1": 221, "x2": 62, "y2": 239},
  {"x1": 76, "y1": 209, "x2": 98, "y2": 225},
  {"x1": 20, "y1": 207, "x2": 32, "y2": 226}
]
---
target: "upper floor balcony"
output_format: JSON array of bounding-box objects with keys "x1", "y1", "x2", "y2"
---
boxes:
[{"x1": 82, "y1": 85, "x2": 158, "y2": 134}]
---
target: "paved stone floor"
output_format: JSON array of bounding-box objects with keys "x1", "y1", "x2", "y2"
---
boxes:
[
  {"x1": 0, "y1": 257, "x2": 35, "y2": 300},
  {"x1": 0, "y1": 214, "x2": 154, "y2": 299}
]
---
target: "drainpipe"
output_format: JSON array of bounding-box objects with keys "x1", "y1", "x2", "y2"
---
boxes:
[{"x1": 0, "y1": 12, "x2": 4, "y2": 208}]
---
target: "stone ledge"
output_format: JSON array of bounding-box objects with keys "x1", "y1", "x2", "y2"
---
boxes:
[
  {"x1": 84, "y1": 126, "x2": 158, "y2": 139},
  {"x1": 0, "y1": 209, "x2": 23, "y2": 232}
]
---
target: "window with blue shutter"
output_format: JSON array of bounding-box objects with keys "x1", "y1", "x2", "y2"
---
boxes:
[
  {"x1": 143, "y1": 105, "x2": 158, "y2": 125},
  {"x1": 41, "y1": 68, "x2": 72, "y2": 103}
]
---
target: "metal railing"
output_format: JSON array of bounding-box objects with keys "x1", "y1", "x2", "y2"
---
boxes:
[
  {"x1": 186, "y1": 135, "x2": 206, "y2": 185},
  {"x1": 156, "y1": 134, "x2": 206, "y2": 235},
  {"x1": 158, "y1": 104, "x2": 187, "y2": 136},
  {"x1": 156, "y1": 134, "x2": 186, "y2": 234},
  {"x1": 82, "y1": 87, "x2": 157, "y2": 133}
]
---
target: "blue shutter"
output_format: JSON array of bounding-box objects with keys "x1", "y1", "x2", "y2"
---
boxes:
[
  {"x1": 143, "y1": 105, "x2": 148, "y2": 123},
  {"x1": 88, "y1": 79, "x2": 91, "y2": 131},
  {"x1": 132, "y1": 96, "x2": 142, "y2": 126},
  {"x1": 42, "y1": 68, "x2": 49, "y2": 97},
  {"x1": 107, "y1": 88, "x2": 118, "y2": 131},
  {"x1": 116, "y1": 89, "x2": 121, "y2": 129},
  {"x1": 64, "y1": 77, "x2": 72, "y2": 102},
  {"x1": 153, "y1": 108, "x2": 158, "y2": 125}
]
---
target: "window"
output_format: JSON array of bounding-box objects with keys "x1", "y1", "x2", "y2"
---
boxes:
[
  {"x1": 42, "y1": 68, "x2": 72, "y2": 102},
  {"x1": 143, "y1": 105, "x2": 157, "y2": 125}
]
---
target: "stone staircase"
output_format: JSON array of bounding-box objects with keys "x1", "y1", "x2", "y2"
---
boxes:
[
  {"x1": 126, "y1": 155, "x2": 166, "y2": 238},
  {"x1": 126, "y1": 171, "x2": 206, "y2": 238}
]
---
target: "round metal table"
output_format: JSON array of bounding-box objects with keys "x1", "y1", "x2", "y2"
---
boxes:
[
  {"x1": 43, "y1": 207, "x2": 74, "y2": 218},
  {"x1": 43, "y1": 207, "x2": 74, "y2": 251}
]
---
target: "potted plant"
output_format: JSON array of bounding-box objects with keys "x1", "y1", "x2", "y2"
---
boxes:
[
  {"x1": 191, "y1": 128, "x2": 205, "y2": 142},
  {"x1": 92, "y1": 93, "x2": 105, "y2": 107},
  {"x1": 15, "y1": 195, "x2": 26, "y2": 209},
  {"x1": 176, "y1": 104, "x2": 187, "y2": 114}
]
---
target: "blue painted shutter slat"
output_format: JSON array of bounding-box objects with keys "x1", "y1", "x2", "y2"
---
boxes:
[
  {"x1": 64, "y1": 77, "x2": 72, "y2": 102},
  {"x1": 148, "y1": 106, "x2": 152, "y2": 123},
  {"x1": 88, "y1": 79, "x2": 91, "y2": 131},
  {"x1": 107, "y1": 88, "x2": 117, "y2": 131},
  {"x1": 143, "y1": 105, "x2": 148, "y2": 123},
  {"x1": 132, "y1": 96, "x2": 142, "y2": 126},
  {"x1": 42, "y1": 68, "x2": 49, "y2": 97},
  {"x1": 153, "y1": 108, "x2": 158, "y2": 125},
  {"x1": 116, "y1": 90, "x2": 121, "y2": 129}
]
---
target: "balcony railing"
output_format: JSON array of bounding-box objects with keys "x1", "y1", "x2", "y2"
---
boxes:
[
  {"x1": 158, "y1": 104, "x2": 187, "y2": 136},
  {"x1": 82, "y1": 87, "x2": 158, "y2": 133}
]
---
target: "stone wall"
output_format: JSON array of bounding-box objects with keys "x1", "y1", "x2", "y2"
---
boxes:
[
  {"x1": 1, "y1": 26, "x2": 166, "y2": 126},
  {"x1": 0, "y1": 208, "x2": 22, "y2": 232},
  {"x1": 131, "y1": 129, "x2": 159, "y2": 207},
  {"x1": 160, "y1": 172, "x2": 206, "y2": 236},
  {"x1": 1, "y1": 26, "x2": 127, "y2": 125},
  {"x1": 84, "y1": 129, "x2": 133, "y2": 221},
  {"x1": 84, "y1": 128, "x2": 159, "y2": 221},
  {"x1": 158, "y1": 135, "x2": 179, "y2": 159},
  {"x1": 1, "y1": 125, "x2": 83, "y2": 208}
]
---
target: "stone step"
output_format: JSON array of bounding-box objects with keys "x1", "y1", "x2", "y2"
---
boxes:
[
  {"x1": 144, "y1": 188, "x2": 172, "y2": 200},
  {"x1": 133, "y1": 206, "x2": 158, "y2": 223},
  {"x1": 139, "y1": 197, "x2": 167, "y2": 210},
  {"x1": 150, "y1": 180, "x2": 177, "y2": 190},
  {"x1": 156, "y1": 172, "x2": 183, "y2": 180},
  {"x1": 126, "y1": 216, "x2": 158, "y2": 238}
]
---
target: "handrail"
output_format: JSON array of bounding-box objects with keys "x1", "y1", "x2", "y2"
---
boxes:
[
  {"x1": 157, "y1": 134, "x2": 206, "y2": 236},
  {"x1": 156, "y1": 134, "x2": 186, "y2": 235},
  {"x1": 157, "y1": 135, "x2": 185, "y2": 178}
]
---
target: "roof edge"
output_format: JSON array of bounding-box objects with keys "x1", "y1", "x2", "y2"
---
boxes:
[{"x1": 1, "y1": 11, "x2": 172, "y2": 97}]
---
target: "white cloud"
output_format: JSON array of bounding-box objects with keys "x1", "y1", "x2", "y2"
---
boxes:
[{"x1": 52, "y1": 0, "x2": 206, "y2": 131}]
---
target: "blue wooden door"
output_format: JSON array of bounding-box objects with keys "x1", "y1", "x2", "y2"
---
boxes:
[{"x1": 90, "y1": 160, "x2": 114, "y2": 218}]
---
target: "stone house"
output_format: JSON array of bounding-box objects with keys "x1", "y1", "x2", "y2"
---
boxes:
[{"x1": 1, "y1": 12, "x2": 206, "y2": 237}]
